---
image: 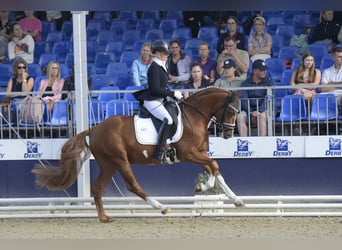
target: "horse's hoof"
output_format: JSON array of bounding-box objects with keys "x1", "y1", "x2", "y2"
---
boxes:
[
  {"x1": 161, "y1": 207, "x2": 172, "y2": 215},
  {"x1": 234, "y1": 199, "x2": 245, "y2": 208},
  {"x1": 99, "y1": 216, "x2": 114, "y2": 223},
  {"x1": 194, "y1": 183, "x2": 202, "y2": 193}
]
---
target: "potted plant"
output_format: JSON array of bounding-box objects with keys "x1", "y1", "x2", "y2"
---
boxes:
[{"x1": 194, "y1": 171, "x2": 224, "y2": 213}]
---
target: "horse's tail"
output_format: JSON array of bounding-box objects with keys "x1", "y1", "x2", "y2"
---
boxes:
[{"x1": 32, "y1": 130, "x2": 92, "y2": 191}]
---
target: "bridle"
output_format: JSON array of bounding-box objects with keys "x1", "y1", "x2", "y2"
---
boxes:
[
  {"x1": 216, "y1": 93, "x2": 240, "y2": 131},
  {"x1": 181, "y1": 92, "x2": 239, "y2": 132}
]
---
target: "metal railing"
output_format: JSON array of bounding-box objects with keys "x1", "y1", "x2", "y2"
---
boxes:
[
  {"x1": 1, "y1": 195, "x2": 342, "y2": 218},
  {"x1": 2, "y1": 84, "x2": 342, "y2": 139}
]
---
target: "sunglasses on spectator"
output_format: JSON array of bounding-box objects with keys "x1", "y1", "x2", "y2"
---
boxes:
[
  {"x1": 227, "y1": 22, "x2": 236, "y2": 25},
  {"x1": 17, "y1": 66, "x2": 26, "y2": 69}
]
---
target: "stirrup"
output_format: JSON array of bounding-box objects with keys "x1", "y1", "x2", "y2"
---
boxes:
[{"x1": 165, "y1": 147, "x2": 176, "y2": 162}]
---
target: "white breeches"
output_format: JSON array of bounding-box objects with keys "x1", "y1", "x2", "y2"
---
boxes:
[{"x1": 143, "y1": 99, "x2": 173, "y2": 125}]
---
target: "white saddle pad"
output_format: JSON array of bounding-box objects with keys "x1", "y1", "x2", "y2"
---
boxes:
[{"x1": 134, "y1": 111, "x2": 183, "y2": 145}]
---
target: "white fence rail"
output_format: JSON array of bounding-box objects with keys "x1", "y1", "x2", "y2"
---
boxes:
[{"x1": 1, "y1": 195, "x2": 342, "y2": 219}]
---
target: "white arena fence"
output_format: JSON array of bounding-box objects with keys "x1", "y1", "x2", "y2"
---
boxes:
[{"x1": 1, "y1": 195, "x2": 342, "y2": 218}]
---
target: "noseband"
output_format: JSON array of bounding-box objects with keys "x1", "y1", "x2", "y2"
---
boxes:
[{"x1": 216, "y1": 94, "x2": 239, "y2": 131}]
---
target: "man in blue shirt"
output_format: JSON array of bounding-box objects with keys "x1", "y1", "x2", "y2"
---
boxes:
[{"x1": 237, "y1": 59, "x2": 274, "y2": 136}]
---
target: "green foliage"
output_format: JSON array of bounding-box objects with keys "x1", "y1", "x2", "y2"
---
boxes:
[{"x1": 195, "y1": 171, "x2": 224, "y2": 195}]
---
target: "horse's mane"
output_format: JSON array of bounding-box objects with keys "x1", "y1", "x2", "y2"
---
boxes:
[{"x1": 185, "y1": 86, "x2": 229, "y2": 102}]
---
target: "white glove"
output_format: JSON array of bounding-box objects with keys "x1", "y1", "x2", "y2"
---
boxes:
[{"x1": 174, "y1": 90, "x2": 183, "y2": 100}]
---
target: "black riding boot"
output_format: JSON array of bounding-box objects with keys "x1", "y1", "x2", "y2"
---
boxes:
[{"x1": 153, "y1": 118, "x2": 171, "y2": 162}]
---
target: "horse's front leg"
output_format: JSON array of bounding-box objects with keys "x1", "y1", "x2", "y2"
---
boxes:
[{"x1": 188, "y1": 151, "x2": 245, "y2": 207}]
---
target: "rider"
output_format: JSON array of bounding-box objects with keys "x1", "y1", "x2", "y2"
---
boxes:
[{"x1": 134, "y1": 39, "x2": 183, "y2": 162}]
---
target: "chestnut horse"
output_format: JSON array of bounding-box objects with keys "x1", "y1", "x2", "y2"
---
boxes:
[{"x1": 32, "y1": 87, "x2": 244, "y2": 222}]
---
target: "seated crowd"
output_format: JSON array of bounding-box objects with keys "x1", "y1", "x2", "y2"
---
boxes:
[{"x1": 1, "y1": 10, "x2": 342, "y2": 138}]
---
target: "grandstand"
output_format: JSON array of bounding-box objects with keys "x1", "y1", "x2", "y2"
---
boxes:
[{"x1": 1, "y1": 10, "x2": 342, "y2": 139}]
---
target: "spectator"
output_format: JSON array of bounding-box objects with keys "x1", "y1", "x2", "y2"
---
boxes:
[
  {"x1": 247, "y1": 16, "x2": 272, "y2": 62},
  {"x1": 19, "y1": 11, "x2": 42, "y2": 42},
  {"x1": 320, "y1": 46, "x2": 342, "y2": 104},
  {"x1": 5, "y1": 59, "x2": 34, "y2": 99},
  {"x1": 167, "y1": 39, "x2": 191, "y2": 89},
  {"x1": 0, "y1": 11, "x2": 12, "y2": 41},
  {"x1": 0, "y1": 11, "x2": 11, "y2": 63},
  {"x1": 62, "y1": 63, "x2": 92, "y2": 100},
  {"x1": 290, "y1": 52, "x2": 321, "y2": 103},
  {"x1": 311, "y1": 11, "x2": 340, "y2": 50},
  {"x1": 37, "y1": 61, "x2": 65, "y2": 111},
  {"x1": 7, "y1": 22, "x2": 34, "y2": 64},
  {"x1": 191, "y1": 41, "x2": 217, "y2": 83},
  {"x1": 46, "y1": 11, "x2": 64, "y2": 31},
  {"x1": 214, "y1": 59, "x2": 243, "y2": 91},
  {"x1": 237, "y1": 59, "x2": 274, "y2": 137},
  {"x1": 131, "y1": 42, "x2": 152, "y2": 87},
  {"x1": 216, "y1": 16, "x2": 245, "y2": 53},
  {"x1": 216, "y1": 36, "x2": 249, "y2": 80},
  {"x1": 183, "y1": 62, "x2": 211, "y2": 98}
]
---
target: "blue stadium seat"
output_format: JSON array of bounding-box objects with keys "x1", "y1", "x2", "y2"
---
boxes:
[
  {"x1": 86, "y1": 20, "x2": 106, "y2": 40},
  {"x1": 293, "y1": 14, "x2": 313, "y2": 34},
  {"x1": 119, "y1": 51, "x2": 139, "y2": 70},
  {"x1": 141, "y1": 11, "x2": 160, "y2": 26},
  {"x1": 96, "y1": 30, "x2": 117, "y2": 52},
  {"x1": 88, "y1": 100, "x2": 104, "y2": 125},
  {"x1": 165, "y1": 11, "x2": 184, "y2": 27},
  {"x1": 104, "y1": 99, "x2": 129, "y2": 118},
  {"x1": 184, "y1": 38, "x2": 203, "y2": 58},
  {"x1": 64, "y1": 52, "x2": 74, "y2": 69},
  {"x1": 86, "y1": 40, "x2": 98, "y2": 63},
  {"x1": 307, "y1": 44, "x2": 329, "y2": 68},
  {"x1": 159, "y1": 18, "x2": 178, "y2": 39},
  {"x1": 275, "y1": 25, "x2": 295, "y2": 45},
  {"x1": 171, "y1": 28, "x2": 192, "y2": 48},
  {"x1": 145, "y1": 29, "x2": 164, "y2": 41},
  {"x1": 290, "y1": 57, "x2": 301, "y2": 71},
  {"x1": 27, "y1": 63, "x2": 42, "y2": 79},
  {"x1": 123, "y1": 85, "x2": 144, "y2": 115},
  {"x1": 59, "y1": 63, "x2": 70, "y2": 78},
  {"x1": 0, "y1": 64, "x2": 12, "y2": 87},
  {"x1": 34, "y1": 41, "x2": 50, "y2": 64},
  {"x1": 197, "y1": 26, "x2": 218, "y2": 44},
  {"x1": 51, "y1": 41, "x2": 71, "y2": 63},
  {"x1": 271, "y1": 35, "x2": 284, "y2": 58},
  {"x1": 61, "y1": 20, "x2": 73, "y2": 41},
  {"x1": 46, "y1": 31, "x2": 66, "y2": 50},
  {"x1": 92, "y1": 11, "x2": 112, "y2": 29},
  {"x1": 133, "y1": 39, "x2": 152, "y2": 52},
  {"x1": 118, "y1": 11, "x2": 138, "y2": 29},
  {"x1": 265, "y1": 58, "x2": 286, "y2": 82},
  {"x1": 105, "y1": 41, "x2": 124, "y2": 62},
  {"x1": 309, "y1": 93, "x2": 338, "y2": 121},
  {"x1": 90, "y1": 74, "x2": 112, "y2": 98},
  {"x1": 115, "y1": 74, "x2": 133, "y2": 90},
  {"x1": 276, "y1": 94, "x2": 307, "y2": 122},
  {"x1": 320, "y1": 56, "x2": 334, "y2": 72},
  {"x1": 87, "y1": 63, "x2": 96, "y2": 76},
  {"x1": 41, "y1": 21, "x2": 56, "y2": 41},
  {"x1": 38, "y1": 53, "x2": 58, "y2": 71},
  {"x1": 136, "y1": 19, "x2": 156, "y2": 38},
  {"x1": 44, "y1": 100, "x2": 68, "y2": 126},
  {"x1": 110, "y1": 20, "x2": 128, "y2": 40},
  {"x1": 33, "y1": 75, "x2": 46, "y2": 92},
  {"x1": 94, "y1": 52, "x2": 116, "y2": 74},
  {"x1": 278, "y1": 46, "x2": 300, "y2": 63},
  {"x1": 122, "y1": 30, "x2": 141, "y2": 51},
  {"x1": 274, "y1": 69, "x2": 294, "y2": 110},
  {"x1": 106, "y1": 62, "x2": 129, "y2": 76}
]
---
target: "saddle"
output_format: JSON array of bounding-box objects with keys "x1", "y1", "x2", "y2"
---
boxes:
[{"x1": 137, "y1": 100, "x2": 179, "y2": 140}]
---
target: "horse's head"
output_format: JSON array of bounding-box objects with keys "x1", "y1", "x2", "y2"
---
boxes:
[{"x1": 215, "y1": 91, "x2": 240, "y2": 139}]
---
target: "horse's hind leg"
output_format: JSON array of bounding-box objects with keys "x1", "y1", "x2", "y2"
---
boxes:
[
  {"x1": 92, "y1": 159, "x2": 117, "y2": 222},
  {"x1": 119, "y1": 163, "x2": 171, "y2": 214}
]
